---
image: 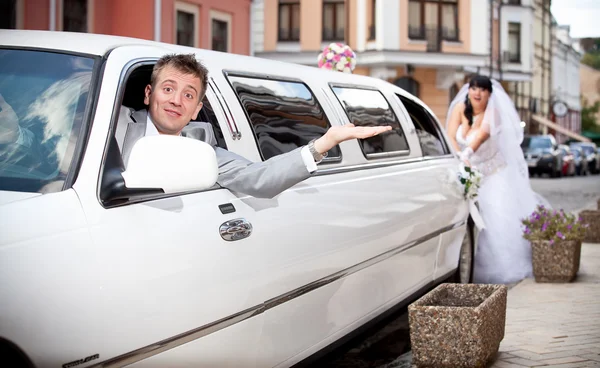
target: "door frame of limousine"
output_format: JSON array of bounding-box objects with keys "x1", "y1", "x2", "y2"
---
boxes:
[
  {"x1": 203, "y1": 63, "x2": 459, "y2": 366},
  {"x1": 72, "y1": 45, "x2": 272, "y2": 368}
]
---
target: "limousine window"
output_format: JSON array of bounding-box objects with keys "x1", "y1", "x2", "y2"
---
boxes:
[
  {"x1": 0, "y1": 49, "x2": 94, "y2": 193},
  {"x1": 226, "y1": 75, "x2": 341, "y2": 161},
  {"x1": 331, "y1": 86, "x2": 409, "y2": 157},
  {"x1": 396, "y1": 94, "x2": 449, "y2": 157}
]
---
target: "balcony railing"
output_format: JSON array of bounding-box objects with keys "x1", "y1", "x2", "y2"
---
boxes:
[
  {"x1": 504, "y1": 50, "x2": 521, "y2": 63},
  {"x1": 322, "y1": 28, "x2": 345, "y2": 41},
  {"x1": 278, "y1": 28, "x2": 300, "y2": 42},
  {"x1": 408, "y1": 25, "x2": 460, "y2": 52}
]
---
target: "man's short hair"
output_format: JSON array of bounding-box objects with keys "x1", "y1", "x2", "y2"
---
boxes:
[{"x1": 151, "y1": 53, "x2": 209, "y2": 100}]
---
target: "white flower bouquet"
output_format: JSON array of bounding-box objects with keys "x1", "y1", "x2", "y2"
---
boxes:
[
  {"x1": 457, "y1": 163, "x2": 483, "y2": 201},
  {"x1": 317, "y1": 42, "x2": 357, "y2": 73},
  {"x1": 441, "y1": 163, "x2": 485, "y2": 229}
]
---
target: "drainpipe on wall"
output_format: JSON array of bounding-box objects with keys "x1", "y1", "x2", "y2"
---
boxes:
[
  {"x1": 154, "y1": 0, "x2": 161, "y2": 42},
  {"x1": 249, "y1": 0, "x2": 254, "y2": 56},
  {"x1": 498, "y1": 0, "x2": 503, "y2": 82},
  {"x1": 49, "y1": 0, "x2": 56, "y2": 31},
  {"x1": 489, "y1": 0, "x2": 494, "y2": 78}
]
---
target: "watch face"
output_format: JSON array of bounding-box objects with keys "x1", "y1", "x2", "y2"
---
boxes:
[{"x1": 553, "y1": 102, "x2": 568, "y2": 117}]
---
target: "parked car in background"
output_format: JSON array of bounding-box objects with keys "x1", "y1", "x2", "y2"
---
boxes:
[
  {"x1": 571, "y1": 146, "x2": 589, "y2": 176},
  {"x1": 0, "y1": 30, "x2": 474, "y2": 368},
  {"x1": 522, "y1": 135, "x2": 562, "y2": 177},
  {"x1": 557, "y1": 145, "x2": 576, "y2": 176},
  {"x1": 569, "y1": 142, "x2": 599, "y2": 174}
]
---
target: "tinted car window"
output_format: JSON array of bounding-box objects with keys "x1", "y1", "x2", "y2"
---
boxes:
[
  {"x1": 331, "y1": 86, "x2": 409, "y2": 157},
  {"x1": 529, "y1": 137, "x2": 552, "y2": 149},
  {"x1": 0, "y1": 49, "x2": 94, "y2": 193},
  {"x1": 227, "y1": 75, "x2": 341, "y2": 161},
  {"x1": 397, "y1": 94, "x2": 448, "y2": 157}
]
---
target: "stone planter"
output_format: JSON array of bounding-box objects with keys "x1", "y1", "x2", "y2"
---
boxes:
[
  {"x1": 408, "y1": 283, "x2": 507, "y2": 368},
  {"x1": 531, "y1": 240, "x2": 581, "y2": 282},
  {"x1": 580, "y1": 210, "x2": 600, "y2": 243}
]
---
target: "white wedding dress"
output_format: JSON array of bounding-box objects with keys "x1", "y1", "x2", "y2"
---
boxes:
[{"x1": 456, "y1": 124, "x2": 541, "y2": 284}]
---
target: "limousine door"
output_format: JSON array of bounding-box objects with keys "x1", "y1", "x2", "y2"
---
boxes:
[
  {"x1": 206, "y1": 71, "x2": 444, "y2": 367},
  {"x1": 73, "y1": 47, "x2": 265, "y2": 368}
]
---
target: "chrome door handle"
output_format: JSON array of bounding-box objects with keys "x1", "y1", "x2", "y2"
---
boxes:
[{"x1": 219, "y1": 218, "x2": 253, "y2": 241}]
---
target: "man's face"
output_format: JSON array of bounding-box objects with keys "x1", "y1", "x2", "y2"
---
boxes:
[{"x1": 144, "y1": 65, "x2": 203, "y2": 135}]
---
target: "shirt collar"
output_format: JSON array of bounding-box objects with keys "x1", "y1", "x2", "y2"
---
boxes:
[
  {"x1": 146, "y1": 113, "x2": 183, "y2": 136},
  {"x1": 146, "y1": 114, "x2": 160, "y2": 136}
]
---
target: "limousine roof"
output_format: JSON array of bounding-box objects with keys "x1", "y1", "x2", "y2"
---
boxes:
[{"x1": 0, "y1": 30, "x2": 436, "y2": 119}]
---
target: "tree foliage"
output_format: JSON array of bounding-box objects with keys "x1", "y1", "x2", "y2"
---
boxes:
[
  {"x1": 581, "y1": 38, "x2": 600, "y2": 70},
  {"x1": 581, "y1": 97, "x2": 600, "y2": 133}
]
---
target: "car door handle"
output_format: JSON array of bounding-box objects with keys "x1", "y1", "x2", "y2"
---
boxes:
[{"x1": 219, "y1": 218, "x2": 253, "y2": 241}]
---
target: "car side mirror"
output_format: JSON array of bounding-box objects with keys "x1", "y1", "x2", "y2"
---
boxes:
[{"x1": 122, "y1": 135, "x2": 218, "y2": 194}]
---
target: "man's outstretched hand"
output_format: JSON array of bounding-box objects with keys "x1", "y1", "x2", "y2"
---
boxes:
[{"x1": 313, "y1": 123, "x2": 393, "y2": 154}]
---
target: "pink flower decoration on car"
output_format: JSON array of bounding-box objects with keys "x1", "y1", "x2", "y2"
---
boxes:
[{"x1": 317, "y1": 42, "x2": 357, "y2": 73}]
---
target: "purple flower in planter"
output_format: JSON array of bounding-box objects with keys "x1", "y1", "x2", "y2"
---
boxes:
[
  {"x1": 567, "y1": 224, "x2": 573, "y2": 230},
  {"x1": 556, "y1": 231, "x2": 565, "y2": 240},
  {"x1": 549, "y1": 239, "x2": 554, "y2": 245},
  {"x1": 524, "y1": 227, "x2": 531, "y2": 235},
  {"x1": 542, "y1": 222, "x2": 548, "y2": 232}
]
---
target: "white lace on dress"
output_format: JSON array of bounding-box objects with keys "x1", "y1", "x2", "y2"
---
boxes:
[{"x1": 456, "y1": 125, "x2": 506, "y2": 177}]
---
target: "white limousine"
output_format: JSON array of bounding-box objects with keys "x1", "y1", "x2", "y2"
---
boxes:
[{"x1": 0, "y1": 30, "x2": 473, "y2": 368}]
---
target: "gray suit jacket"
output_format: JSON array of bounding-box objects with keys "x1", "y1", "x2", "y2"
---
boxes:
[{"x1": 118, "y1": 108, "x2": 311, "y2": 199}]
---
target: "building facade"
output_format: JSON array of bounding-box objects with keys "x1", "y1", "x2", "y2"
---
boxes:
[
  {"x1": 0, "y1": 0, "x2": 252, "y2": 55},
  {"x1": 252, "y1": 0, "x2": 491, "y2": 123},
  {"x1": 580, "y1": 63, "x2": 600, "y2": 129},
  {"x1": 483, "y1": 0, "x2": 535, "y2": 125},
  {"x1": 552, "y1": 24, "x2": 582, "y2": 144}
]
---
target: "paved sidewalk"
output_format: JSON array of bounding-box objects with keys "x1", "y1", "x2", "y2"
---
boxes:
[{"x1": 490, "y1": 242, "x2": 600, "y2": 368}]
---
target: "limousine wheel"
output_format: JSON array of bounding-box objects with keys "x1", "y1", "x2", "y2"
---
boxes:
[{"x1": 453, "y1": 223, "x2": 474, "y2": 284}]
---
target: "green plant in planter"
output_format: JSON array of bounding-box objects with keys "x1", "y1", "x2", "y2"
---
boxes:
[{"x1": 521, "y1": 205, "x2": 589, "y2": 243}]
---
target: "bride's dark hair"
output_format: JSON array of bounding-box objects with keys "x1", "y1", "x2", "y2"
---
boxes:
[{"x1": 464, "y1": 74, "x2": 493, "y2": 126}]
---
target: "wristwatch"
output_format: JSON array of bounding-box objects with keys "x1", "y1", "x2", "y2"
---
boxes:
[{"x1": 308, "y1": 138, "x2": 328, "y2": 163}]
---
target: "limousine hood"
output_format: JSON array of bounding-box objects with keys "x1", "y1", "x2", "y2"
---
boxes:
[
  {"x1": 0, "y1": 189, "x2": 88, "y2": 247},
  {"x1": 0, "y1": 190, "x2": 41, "y2": 207}
]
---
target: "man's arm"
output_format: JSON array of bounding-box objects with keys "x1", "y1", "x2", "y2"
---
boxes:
[
  {"x1": 215, "y1": 146, "x2": 310, "y2": 199},
  {"x1": 214, "y1": 123, "x2": 392, "y2": 199}
]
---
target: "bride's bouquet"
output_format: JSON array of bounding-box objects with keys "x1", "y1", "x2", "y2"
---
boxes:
[
  {"x1": 457, "y1": 163, "x2": 483, "y2": 201},
  {"x1": 441, "y1": 163, "x2": 485, "y2": 229}
]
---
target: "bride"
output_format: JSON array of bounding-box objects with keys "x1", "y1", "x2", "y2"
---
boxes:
[{"x1": 446, "y1": 75, "x2": 547, "y2": 284}]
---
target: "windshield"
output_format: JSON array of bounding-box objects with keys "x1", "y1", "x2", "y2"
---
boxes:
[
  {"x1": 0, "y1": 49, "x2": 95, "y2": 193},
  {"x1": 580, "y1": 146, "x2": 595, "y2": 155},
  {"x1": 527, "y1": 137, "x2": 552, "y2": 150}
]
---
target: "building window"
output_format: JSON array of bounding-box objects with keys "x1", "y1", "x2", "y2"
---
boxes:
[
  {"x1": 408, "y1": 0, "x2": 458, "y2": 43},
  {"x1": 63, "y1": 0, "x2": 88, "y2": 32},
  {"x1": 368, "y1": 0, "x2": 377, "y2": 40},
  {"x1": 508, "y1": 22, "x2": 521, "y2": 62},
  {"x1": 227, "y1": 75, "x2": 341, "y2": 161},
  {"x1": 210, "y1": 10, "x2": 232, "y2": 52},
  {"x1": 506, "y1": 0, "x2": 521, "y2": 5},
  {"x1": 0, "y1": 0, "x2": 17, "y2": 29},
  {"x1": 278, "y1": 1, "x2": 300, "y2": 41},
  {"x1": 212, "y1": 20, "x2": 228, "y2": 52},
  {"x1": 332, "y1": 86, "x2": 409, "y2": 157},
  {"x1": 449, "y1": 83, "x2": 459, "y2": 104},
  {"x1": 322, "y1": 0, "x2": 345, "y2": 41},
  {"x1": 394, "y1": 77, "x2": 420, "y2": 98},
  {"x1": 175, "y1": 2, "x2": 199, "y2": 47}
]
